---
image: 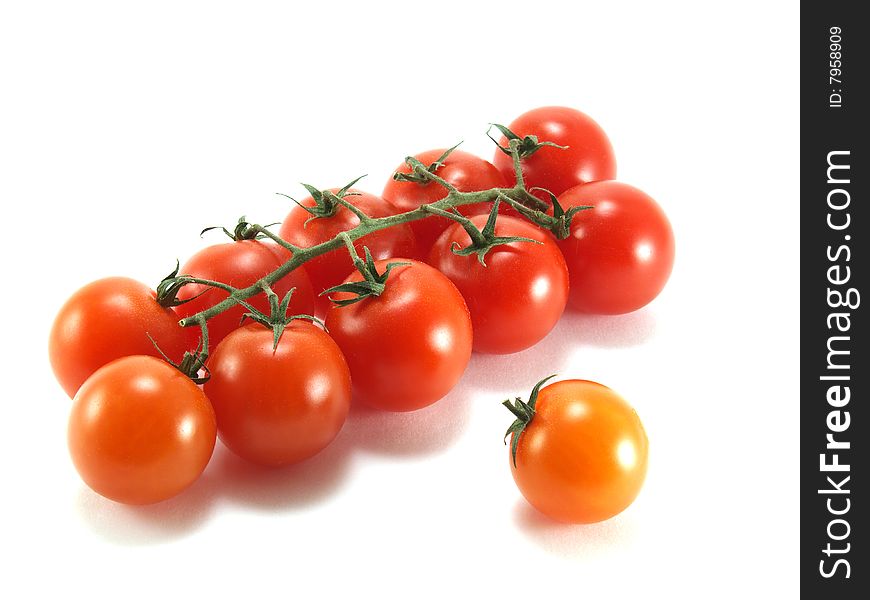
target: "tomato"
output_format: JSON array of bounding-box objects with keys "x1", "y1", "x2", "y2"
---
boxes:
[
  {"x1": 49, "y1": 277, "x2": 193, "y2": 398},
  {"x1": 278, "y1": 189, "x2": 418, "y2": 314},
  {"x1": 383, "y1": 148, "x2": 509, "y2": 251},
  {"x1": 68, "y1": 355, "x2": 217, "y2": 505},
  {"x1": 506, "y1": 379, "x2": 648, "y2": 523},
  {"x1": 324, "y1": 259, "x2": 472, "y2": 411},
  {"x1": 204, "y1": 322, "x2": 351, "y2": 467},
  {"x1": 175, "y1": 240, "x2": 315, "y2": 348},
  {"x1": 557, "y1": 181, "x2": 675, "y2": 314},
  {"x1": 492, "y1": 106, "x2": 616, "y2": 202},
  {"x1": 428, "y1": 215, "x2": 568, "y2": 354}
]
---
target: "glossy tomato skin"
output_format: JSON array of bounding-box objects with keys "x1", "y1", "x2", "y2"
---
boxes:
[
  {"x1": 428, "y1": 215, "x2": 568, "y2": 354},
  {"x1": 278, "y1": 189, "x2": 418, "y2": 314},
  {"x1": 510, "y1": 380, "x2": 648, "y2": 523},
  {"x1": 68, "y1": 355, "x2": 217, "y2": 505},
  {"x1": 204, "y1": 322, "x2": 351, "y2": 467},
  {"x1": 493, "y1": 106, "x2": 616, "y2": 202},
  {"x1": 49, "y1": 277, "x2": 192, "y2": 398},
  {"x1": 383, "y1": 149, "x2": 509, "y2": 251},
  {"x1": 324, "y1": 259, "x2": 472, "y2": 412},
  {"x1": 175, "y1": 240, "x2": 315, "y2": 348},
  {"x1": 557, "y1": 181, "x2": 675, "y2": 314}
]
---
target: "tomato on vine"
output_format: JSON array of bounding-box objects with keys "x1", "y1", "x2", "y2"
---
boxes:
[
  {"x1": 68, "y1": 355, "x2": 217, "y2": 505},
  {"x1": 504, "y1": 377, "x2": 648, "y2": 523},
  {"x1": 205, "y1": 317, "x2": 351, "y2": 467},
  {"x1": 174, "y1": 221, "x2": 315, "y2": 348},
  {"x1": 383, "y1": 147, "x2": 509, "y2": 251},
  {"x1": 279, "y1": 183, "x2": 418, "y2": 314},
  {"x1": 428, "y1": 214, "x2": 568, "y2": 354},
  {"x1": 324, "y1": 257, "x2": 472, "y2": 412},
  {"x1": 491, "y1": 106, "x2": 616, "y2": 202},
  {"x1": 556, "y1": 181, "x2": 674, "y2": 314},
  {"x1": 49, "y1": 277, "x2": 193, "y2": 398}
]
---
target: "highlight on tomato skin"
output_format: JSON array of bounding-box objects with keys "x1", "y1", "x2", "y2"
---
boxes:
[
  {"x1": 506, "y1": 378, "x2": 648, "y2": 524},
  {"x1": 67, "y1": 355, "x2": 217, "y2": 505}
]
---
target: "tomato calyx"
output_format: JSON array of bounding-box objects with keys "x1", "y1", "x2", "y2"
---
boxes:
[
  {"x1": 277, "y1": 176, "x2": 367, "y2": 226},
  {"x1": 427, "y1": 199, "x2": 541, "y2": 266},
  {"x1": 200, "y1": 216, "x2": 279, "y2": 242},
  {"x1": 503, "y1": 374, "x2": 558, "y2": 467},
  {"x1": 237, "y1": 282, "x2": 323, "y2": 350},
  {"x1": 540, "y1": 190, "x2": 594, "y2": 239},
  {"x1": 391, "y1": 143, "x2": 462, "y2": 185},
  {"x1": 487, "y1": 123, "x2": 566, "y2": 160},
  {"x1": 321, "y1": 233, "x2": 410, "y2": 307},
  {"x1": 155, "y1": 261, "x2": 211, "y2": 308},
  {"x1": 156, "y1": 261, "x2": 241, "y2": 309},
  {"x1": 148, "y1": 332, "x2": 211, "y2": 384},
  {"x1": 494, "y1": 191, "x2": 592, "y2": 240}
]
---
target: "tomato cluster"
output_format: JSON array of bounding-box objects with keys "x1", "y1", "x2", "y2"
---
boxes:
[{"x1": 50, "y1": 106, "x2": 668, "y2": 524}]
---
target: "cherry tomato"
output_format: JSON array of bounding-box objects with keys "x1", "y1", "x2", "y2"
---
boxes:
[
  {"x1": 68, "y1": 355, "x2": 217, "y2": 505},
  {"x1": 279, "y1": 189, "x2": 418, "y2": 314},
  {"x1": 204, "y1": 322, "x2": 351, "y2": 467},
  {"x1": 507, "y1": 379, "x2": 648, "y2": 523},
  {"x1": 492, "y1": 106, "x2": 616, "y2": 202},
  {"x1": 324, "y1": 259, "x2": 472, "y2": 412},
  {"x1": 428, "y1": 215, "x2": 568, "y2": 354},
  {"x1": 383, "y1": 149, "x2": 509, "y2": 251},
  {"x1": 557, "y1": 181, "x2": 675, "y2": 314},
  {"x1": 49, "y1": 277, "x2": 193, "y2": 398},
  {"x1": 175, "y1": 240, "x2": 315, "y2": 348}
]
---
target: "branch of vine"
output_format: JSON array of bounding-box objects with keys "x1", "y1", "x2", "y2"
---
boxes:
[{"x1": 172, "y1": 139, "x2": 577, "y2": 355}]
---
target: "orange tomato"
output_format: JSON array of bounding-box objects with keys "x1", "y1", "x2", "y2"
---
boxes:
[
  {"x1": 68, "y1": 356, "x2": 217, "y2": 505},
  {"x1": 507, "y1": 379, "x2": 648, "y2": 523}
]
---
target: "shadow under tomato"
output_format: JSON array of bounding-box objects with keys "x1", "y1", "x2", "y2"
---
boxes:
[
  {"x1": 512, "y1": 499, "x2": 639, "y2": 558},
  {"x1": 207, "y1": 428, "x2": 355, "y2": 511},
  {"x1": 74, "y1": 467, "x2": 220, "y2": 546},
  {"x1": 559, "y1": 308, "x2": 658, "y2": 349},
  {"x1": 340, "y1": 381, "x2": 472, "y2": 457},
  {"x1": 462, "y1": 308, "x2": 658, "y2": 393}
]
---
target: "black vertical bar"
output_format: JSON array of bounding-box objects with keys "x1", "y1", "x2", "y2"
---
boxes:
[{"x1": 801, "y1": 2, "x2": 867, "y2": 596}]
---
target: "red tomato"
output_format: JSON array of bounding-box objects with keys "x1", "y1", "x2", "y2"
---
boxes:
[
  {"x1": 68, "y1": 355, "x2": 217, "y2": 505},
  {"x1": 428, "y1": 215, "x2": 568, "y2": 354},
  {"x1": 49, "y1": 277, "x2": 192, "y2": 398},
  {"x1": 324, "y1": 259, "x2": 472, "y2": 411},
  {"x1": 204, "y1": 322, "x2": 351, "y2": 467},
  {"x1": 557, "y1": 181, "x2": 675, "y2": 314},
  {"x1": 175, "y1": 240, "x2": 315, "y2": 348},
  {"x1": 492, "y1": 106, "x2": 616, "y2": 202},
  {"x1": 382, "y1": 149, "x2": 509, "y2": 251},
  {"x1": 507, "y1": 379, "x2": 648, "y2": 523},
  {"x1": 278, "y1": 189, "x2": 418, "y2": 313}
]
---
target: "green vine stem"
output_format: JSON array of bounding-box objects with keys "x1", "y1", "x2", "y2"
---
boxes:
[{"x1": 174, "y1": 139, "x2": 584, "y2": 337}]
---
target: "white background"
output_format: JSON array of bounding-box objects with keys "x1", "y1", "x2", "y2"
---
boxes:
[{"x1": 0, "y1": 1, "x2": 799, "y2": 598}]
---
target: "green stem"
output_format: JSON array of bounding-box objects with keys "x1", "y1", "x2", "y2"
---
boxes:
[
  {"x1": 176, "y1": 144, "x2": 555, "y2": 330},
  {"x1": 177, "y1": 186, "x2": 528, "y2": 328},
  {"x1": 250, "y1": 225, "x2": 302, "y2": 254},
  {"x1": 422, "y1": 205, "x2": 488, "y2": 247}
]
